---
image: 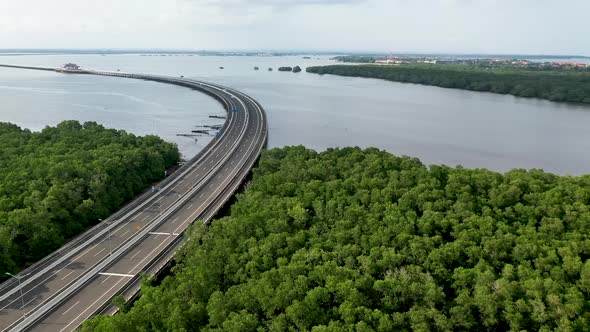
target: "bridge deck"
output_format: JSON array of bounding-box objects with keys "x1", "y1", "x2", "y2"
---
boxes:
[{"x1": 0, "y1": 65, "x2": 267, "y2": 332}]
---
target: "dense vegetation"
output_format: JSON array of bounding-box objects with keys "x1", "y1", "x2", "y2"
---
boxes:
[
  {"x1": 0, "y1": 121, "x2": 180, "y2": 277},
  {"x1": 333, "y1": 56, "x2": 377, "y2": 63},
  {"x1": 307, "y1": 64, "x2": 590, "y2": 104},
  {"x1": 84, "y1": 146, "x2": 590, "y2": 331}
]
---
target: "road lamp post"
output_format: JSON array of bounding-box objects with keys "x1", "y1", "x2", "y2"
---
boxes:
[{"x1": 5, "y1": 272, "x2": 29, "y2": 314}]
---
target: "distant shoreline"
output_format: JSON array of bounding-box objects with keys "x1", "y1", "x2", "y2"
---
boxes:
[
  {"x1": 0, "y1": 50, "x2": 587, "y2": 59},
  {"x1": 307, "y1": 64, "x2": 590, "y2": 105}
]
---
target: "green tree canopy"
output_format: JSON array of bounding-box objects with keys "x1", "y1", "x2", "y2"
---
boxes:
[
  {"x1": 307, "y1": 64, "x2": 590, "y2": 104},
  {"x1": 83, "y1": 146, "x2": 590, "y2": 331},
  {"x1": 0, "y1": 121, "x2": 180, "y2": 277}
]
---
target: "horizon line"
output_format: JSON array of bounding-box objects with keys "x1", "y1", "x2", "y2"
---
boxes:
[{"x1": 0, "y1": 49, "x2": 587, "y2": 58}]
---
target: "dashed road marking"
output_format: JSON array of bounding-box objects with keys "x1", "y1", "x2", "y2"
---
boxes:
[
  {"x1": 62, "y1": 301, "x2": 80, "y2": 316},
  {"x1": 94, "y1": 248, "x2": 106, "y2": 257},
  {"x1": 61, "y1": 270, "x2": 76, "y2": 281},
  {"x1": 98, "y1": 272, "x2": 134, "y2": 278},
  {"x1": 130, "y1": 250, "x2": 142, "y2": 260}
]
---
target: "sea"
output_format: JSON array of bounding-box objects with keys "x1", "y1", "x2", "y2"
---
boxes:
[{"x1": 1, "y1": 53, "x2": 590, "y2": 175}]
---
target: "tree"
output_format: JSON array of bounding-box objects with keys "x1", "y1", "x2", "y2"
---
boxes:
[
  {"x1": 82, "y1": 146, "x2": 590, "y2": 331},
  {"x1": 0, "y1": 121, "x2": 180, "y2": 279}
]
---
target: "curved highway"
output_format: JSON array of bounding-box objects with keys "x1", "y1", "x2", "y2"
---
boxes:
[{"x1": 0, "y1": 65, "x2": 267, "y2": 331}]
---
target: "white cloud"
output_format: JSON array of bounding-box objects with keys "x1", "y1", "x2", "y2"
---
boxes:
[{"x1": 0, "y1": 0, "x2": 588, "y2": 54}]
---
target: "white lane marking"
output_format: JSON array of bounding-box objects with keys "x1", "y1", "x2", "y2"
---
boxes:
[
  {"x1": 141, "y1": 214, "x2": 150, "y2": 222},
  {"x1": 113, "y1": 225, "x2": 126, "y2": 234},
  {"x1": 172, "y1": 217, "x2": 179, "y2": 223},
  {"x1": 98, "y1": 272, "x2": 134, "y2": 278},
  {"x1": 149, "y1": 232, "x2": 172, "y2": 236},
  {"x1": 198, "y1": 193, "x2": 204, "y2": 198},
  {"x1": 128, "y1": 236, "x2": 173, "y2": 275},
  {"x1": 186, "y1": 203, "x2": 194, "y2": 210},
  {"x1": 130, "y1": 250, "x2": 142, "y2": 260},
  {"x1": 62, "y1": 301, "x2": 80, "y2": 316},
  {"x1": 59, "y1": 277, "x2": 128, "y2": 332},
  {"x1": 0, "y1": 248, "x2": 91, "y2": 311},
  {"x1": 94, "y1": 248, "x2": 106, "y2": 257},
  {"x1": 61, "y1": 270, "x2": 76, "y2": 281},
  {"x1": 23, "y1": 296, "x2": 37, "y2": 309},
  {"x1": 73, "y1": 243, "x2": 98, "y2": 261},
  {"x1": 100, "y1": 276, "x2": 112, "y2": 284},
  {"x1": 120, "y1": 230, "x2": 130, "y2": 237}
]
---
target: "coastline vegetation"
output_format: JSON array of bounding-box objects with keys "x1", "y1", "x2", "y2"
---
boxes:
[
  {"x1": 307, "y1": 64, "x2": 590, "y2": 104},
  {"x1": 83, "y1": 146, "x2": 590, "y2": 331},
  {"x1": 0, "y1": 121, "x2": 180, "y2": 278}
]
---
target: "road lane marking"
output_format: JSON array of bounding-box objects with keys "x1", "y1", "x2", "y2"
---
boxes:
[
  {"x1": 0, "y1": 255, "x2": 89, "y2": 311},
  {"x1": 94, "y1": 248, "x2": 106, "y2": 257},
  {"x1": 120, "y1": 230, "x2": 130, "y2": 237},
  {"x1": 59, "y1": 277, "x2": 128, "y2": 332},
  {"x1": 149, "y1": 232, "x2": 172, "y2": 236},
  {"x1": 186, "y1": 203, "x2": 194, "y2": 210},
  {"x1": 98, "y1": 272, "x2": 134, "y2": 278},
  {"x1": 172, "y1": 217, "x2": 179, "y2": 223},
  {"x1": 129, "y1": 237, "x2": 173, "y2": 275},
  {"x1": 113, "y1": 223, "x2": 127, "y2": 234},
  {"x1": 61, "y1": 270, "x2": 76, "y2": 281},
  {"x1": 62, "y1": 301, "x2": 80, "y2": 316},
  {"x1": 23, "y1": 296, "x2": 37, "y2": 309},
  {"x1": 100, "y1": 276, "x2": 112, "y2": 284},
  {"x1": 73, "y1": 243, "x2": 99, "y2": 261},
  {"x1": 130, "y1": 250, "x2": 142, "y2": 260}
]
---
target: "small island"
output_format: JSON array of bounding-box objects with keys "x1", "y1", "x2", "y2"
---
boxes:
[{"x1": 278, "y1": 66, "x2": 302, "y2": 73}]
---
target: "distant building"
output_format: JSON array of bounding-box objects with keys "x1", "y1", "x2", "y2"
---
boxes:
[
  {"x1": 62, "y1": 63, "x2": 80, "y2": 71},
  {"x1": 553, "y1": 61, "x2": 587, "y2": 68},
  {"x1": 375, "y1": 58, "x2": 403, "y2": 64}
]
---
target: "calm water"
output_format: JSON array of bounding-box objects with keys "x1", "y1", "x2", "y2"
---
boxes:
[{"x1": 1, "y1": 54, "x2": 590, "y2": 175}]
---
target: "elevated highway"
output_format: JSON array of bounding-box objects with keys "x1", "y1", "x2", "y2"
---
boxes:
[{"x1": 0, "y1": 64, "x2": 267, "y2": 331}]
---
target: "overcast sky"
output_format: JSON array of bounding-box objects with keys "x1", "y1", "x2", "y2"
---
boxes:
[{"x1": 0, "y1": 0, "x2": 588, "y2": 55}]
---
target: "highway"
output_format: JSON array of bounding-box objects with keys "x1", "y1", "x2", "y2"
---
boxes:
[{"x1": 0, "y1": 65, "x2": 268, "y2": 331}]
